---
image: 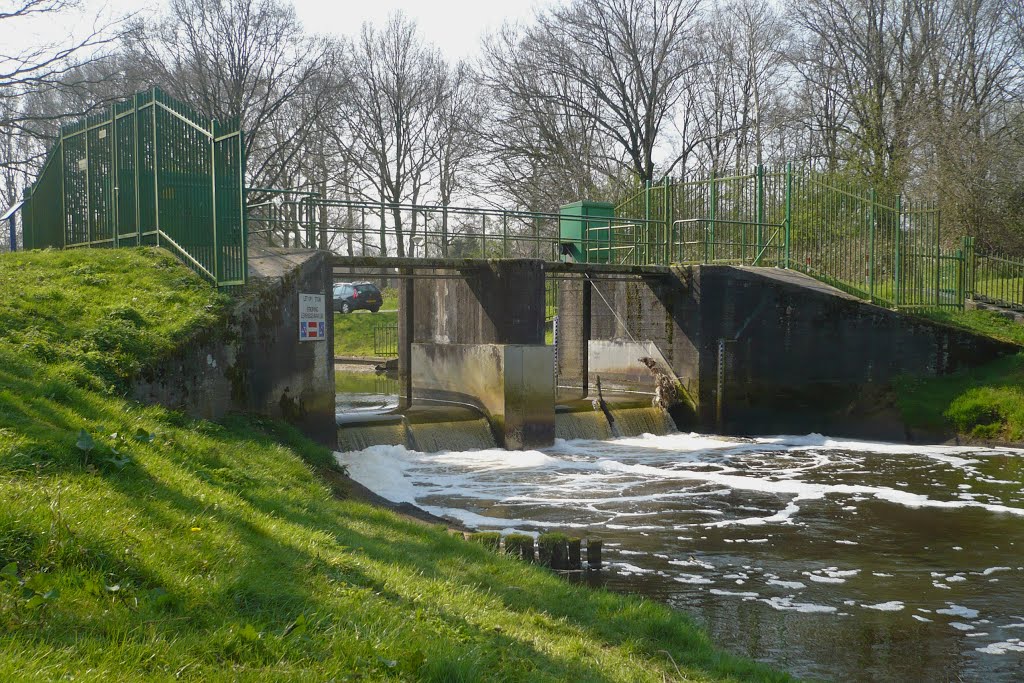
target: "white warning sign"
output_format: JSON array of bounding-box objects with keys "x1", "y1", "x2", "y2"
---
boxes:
[{"x1": 299, "y1": 293, "x2": 326, "y2": 341}]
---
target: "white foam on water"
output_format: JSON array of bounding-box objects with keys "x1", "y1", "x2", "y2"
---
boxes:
[
  {"x1": 937, "y1": 604, "x2": 980, "y2": 619},
  {"x1": 668, "y1": 557, "x2": 715, "y2": 570},
  {"x1": 835, "y1": 540, "x2": 859, "y2": 545},
  {"x1": 913, "y1": 615, "x2": 933, "y2": 622},
  {"x1": 710, "y1": 588, "x2": 759, "y2": 599},
  {"x1": 977, "y1": 639, "x2": 1024, "y2": 655},
  {"x1": 761, "y1": 596, "x2": 836, "y2": 613},
  {"x1": 673, "y1": 574, "x2": 715, "y2": 585},
  {"x1": 978, "y1": 566, "x2": 1012, "y2": 576},
  {"x1": 614, "y1": 562, "x2": 655, "y2": 576},
  {"x1": 947, "y1": 575, "x2": 967, "y2": 583},
  {"x1": 807, "y1": 574, "x2": 846, "y2": 584},
  {"x1": 951, "y1": 622, "x2": 975, "y2": 631},
  {"x1": 767, "y1": 579, "x2": 807, "y2": 590},
  {"x1": 864, "y1": 601, "x2": 905, "y2": 611},
  {"x1": 340, "y1": 434, "x2": 1024, "y2": 535}
]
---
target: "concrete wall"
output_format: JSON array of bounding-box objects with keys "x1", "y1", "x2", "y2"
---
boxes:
[
  {"x1": 692, "y1": 266, "x2": 1017, "y2": 434},
  {"x1": 558, "y1": 264, "x2": 1018, "y2": 437},
  {"x1": 132, "y1": 247, "x2": 336, "y2": 445},
  {"x1": 411, "y1": 260, "x2": 546, "y2": 345},
  {"x1": 411, "y1": 343, "x2": 555, "y2": 449},
  {"x1": 556, "y1": 269, "x2": 700, "y2": 400},
  {"x1": 399, "y1": 260, "x2": 553, "y2": 447}
]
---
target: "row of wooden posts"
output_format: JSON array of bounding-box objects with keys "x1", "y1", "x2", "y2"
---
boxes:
[{"x1": 463, "y1": 531, "x2": 603, "y2": 570}]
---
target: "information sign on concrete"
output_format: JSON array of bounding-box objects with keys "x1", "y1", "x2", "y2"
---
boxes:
[{"x1": 299, "y1": 293, "x2": 326, "y2": 341}]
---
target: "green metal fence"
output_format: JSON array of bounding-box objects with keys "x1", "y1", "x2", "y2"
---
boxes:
[
  {"x1": 617, "y1": 166, "x2": 966, "y2": 312},
  {"x1": 964, "y1": 239, "x2": 1024, "y2": 311},
  {"x1": 247, "y1": 196, "x2": 668, "y2": 265},
  {"x1": 21, "y1": 87, "x2": 247, "y2": 287}
]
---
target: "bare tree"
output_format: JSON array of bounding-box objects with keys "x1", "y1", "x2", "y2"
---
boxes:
[
  {"x1": 488, "y1": 0, "x2": 703, "y2": 185},
  {"x1": 790, "y1": 0, "x2": 944, "y2": 195},
  {"x1": 1, "y1": 0, "x2": 127, "y2": 216},
  {"x1": 479, "y1": 23, "x2": 611, "y2": 210},
  {"x1": 124, "y1": 0, "x2": 337, "y2": 192},
  {"x1": 338, "y1": 13, "x2": 446, "y2": 257}
]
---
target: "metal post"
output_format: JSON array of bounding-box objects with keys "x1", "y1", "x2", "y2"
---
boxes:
[
  {"x1": 442, "y1": 205, "x2": 449, "y2": 257},
  {"x1": 784, "y1": 163, "x2": 792, "y2": 269},
  {"x1": 83, "y1": 124, "x2": 90, "y2": 246},
  {"x1": 133, "y1": 93, "x2": 140, "y2": 244},
  {"x1": 663, "y1": 174, "x2": 671, "y2": 264},
  {"x1": 59, "y1": 134, "x2": 66, "y2": 248},
  {"x1": 716, "y1": 339, "x2": 726, "y2": 432},
  {"x1": 152, "y1": 88, "x2": 160, "y2": 248},
  {"x1": 755, "y1": 164, "x2": 765, "y2": 265},
  {"x1": 110, "y1": 105, "x2": 118, "y2": 247},
  {"x1": 210, "y1": 119, "x2": 219, "y2": 281},
  {"x1": 709, "y1": 171, "x2": 717, "y2": 263},
  {"x1": 7, "y1": 215, "x2": 15, "y2": 252},
  {"x1": 894, "y1": 195, "x2": 902, "y2": 308},
  {"x1": 868, "y1": 188, "x2": 876, "y2": 302},
  {"x1": 935, "y1": 208, "x2": 942, "y2": 308},
  {"x1": 581, "y1": 278, "x2": 592, "y2": 398}
]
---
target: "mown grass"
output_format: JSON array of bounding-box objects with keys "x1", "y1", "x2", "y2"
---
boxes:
[
  {"x1": 896, "y1": 309, "x2": 1024, "y2": 441},
  {"x1": 334, "y1": 310, "x2": 397, "y2": 357},
  {"x1": 0, "y1": 248, "x2": 788, "y2": 682},
  {"x1": 333, "y1": 286, "x2": 398, "y2": 358}
]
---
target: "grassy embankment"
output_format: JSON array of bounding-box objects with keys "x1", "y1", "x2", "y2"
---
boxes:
[
  {"x1": 896, "y1": 309, "x2": 1024, "y2": 441},
  {"x1": 333, "y1": 288, "x2": 398, "y2": 358},
  {"x1": 0, "y1": 248, "x2": 787, "y2": 681}
]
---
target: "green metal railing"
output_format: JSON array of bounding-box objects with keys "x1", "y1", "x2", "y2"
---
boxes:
[
  {"x1": 247, "y1": 196, "x2": 668, "y2": 266},
  {"x1": 618, "y1": 166, "x2": 968, "y2": 312},
  {"x1": 964, "y1": 239, "x2": 1024, "y2": 310},
  {"x1": 373, "y1": 322, "x2": 399, "y2": 357},
  {"x1": 21, "y1": 87, "x2": 247, "y2": 287}
]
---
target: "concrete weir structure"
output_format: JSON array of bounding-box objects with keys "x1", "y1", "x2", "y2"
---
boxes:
[
  {"x1": 400, "y1": 260, "x2": 555, "y2": 450},
  {"x1": 557, "y1": 264, "x2": 1018, "y2": 437}
]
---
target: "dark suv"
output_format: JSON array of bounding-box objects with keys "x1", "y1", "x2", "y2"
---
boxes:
[{"x1": 333, "y1": 282, "x2": 383, "y2": 314}]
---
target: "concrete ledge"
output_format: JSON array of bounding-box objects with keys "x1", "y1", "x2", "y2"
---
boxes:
[
  {"x1": 133, "y1": 246, "x2": 336, "y2": 446},
  {"x1": 411, "y1": 343, "x2": 554, "y2": 450}
]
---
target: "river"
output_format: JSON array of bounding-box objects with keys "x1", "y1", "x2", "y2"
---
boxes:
[{"x1": 336, "y1": 432, "x2": 1024, "y2": 682}]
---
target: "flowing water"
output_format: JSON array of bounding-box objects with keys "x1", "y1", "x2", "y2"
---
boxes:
[{"x1": 337, "y1": 433, "x2": 1024, "y2": 682}]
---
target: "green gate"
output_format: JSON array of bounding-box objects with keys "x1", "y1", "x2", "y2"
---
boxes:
[{"x1": 21, "y1": 87, "x2": 246, "y2": 286}]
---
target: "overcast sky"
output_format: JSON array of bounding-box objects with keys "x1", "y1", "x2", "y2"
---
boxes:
[{"x1": 7, "y1": 0, "x2": 543, "y2": 61}]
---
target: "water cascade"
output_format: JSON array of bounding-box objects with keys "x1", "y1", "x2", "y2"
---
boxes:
[
  {"x1": 555, "y1": 407, "x2": 615, "y2": 441},
  {"x1": 409, "y1": 417, "x2": 497, "y2": 452},
  {"x1": 336, "y1": 417, "x2": 409, "y2": 451},
  {"x1": 607, "y1": 405, "x2": 676, "y2": 437}
]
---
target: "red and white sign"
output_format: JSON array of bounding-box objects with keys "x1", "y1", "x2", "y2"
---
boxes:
[{"x1": 299, "y1": 293, "x2": 326, "y2": 342}]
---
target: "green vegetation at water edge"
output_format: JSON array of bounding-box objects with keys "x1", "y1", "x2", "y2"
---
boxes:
[
  {"x1": 0, "y1": 248, "x2": 788, "y2": 681},
  {"x1": 896, "y1": 309, "x2": 1024, "y2": 441}
]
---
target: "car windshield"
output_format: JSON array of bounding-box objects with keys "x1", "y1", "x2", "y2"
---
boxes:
[{"x1": 355, "y1": 285, "x2": 377, "y2": 294}]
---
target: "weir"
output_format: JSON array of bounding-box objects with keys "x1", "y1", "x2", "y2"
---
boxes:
[{"x1": 334, "y1": 254, "x2": 1016, "y2": 451}]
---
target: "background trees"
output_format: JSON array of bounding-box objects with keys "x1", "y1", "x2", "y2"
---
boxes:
[{"x1": 4, "y1": 0, "x2": 1024, "y2": 252}]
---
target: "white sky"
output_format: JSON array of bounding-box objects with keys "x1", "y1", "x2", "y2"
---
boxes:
[
  {"x1": 3, "y1": 0, "x2": 543, "y2": 61},
  {"x1": 292, "y1": 0, "x2": 542, "y2": 59}
]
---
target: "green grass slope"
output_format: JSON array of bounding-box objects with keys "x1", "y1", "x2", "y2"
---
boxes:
[
  {"x1": 897, "y1": 310, "x2": 1024, "y2": 441},
  {"x1": 0, "y1": 248, "x2": 787, "y2": 682}
]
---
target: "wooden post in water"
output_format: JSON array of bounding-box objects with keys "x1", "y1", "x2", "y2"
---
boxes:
[
  {"x1": 587, "y1": 539, "x2": 603, "y2": 569},
  {"x1": 567, "y1": 538, "x2": 582, "y2": 570}
]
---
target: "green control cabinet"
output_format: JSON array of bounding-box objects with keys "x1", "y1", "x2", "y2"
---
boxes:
[{"x1": 559, "y1": 200, "x2": 614, "y2": 263}]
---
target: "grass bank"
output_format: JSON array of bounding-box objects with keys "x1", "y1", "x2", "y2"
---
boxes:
[
  {"x1": 334, "y1": 288, "x2": 398, "y2": 358},
  {"x1": 896, "y1": 309, "x2": 1024, "y2": 441},
  {"x1": 0, "y1": 248, "x2": 787, "y2": 681}
]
